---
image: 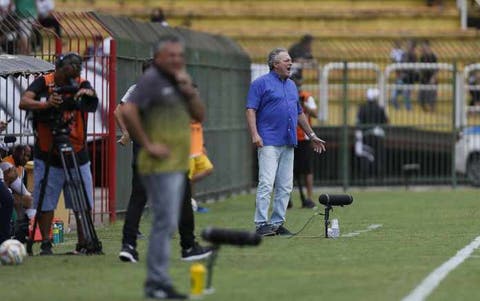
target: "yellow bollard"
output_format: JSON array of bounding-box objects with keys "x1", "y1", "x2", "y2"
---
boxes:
[{"x1": 190, "y1": 263, "x2": 206, "y2": 297}]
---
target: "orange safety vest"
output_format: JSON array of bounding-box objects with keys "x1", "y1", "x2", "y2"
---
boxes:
[
  {"x1": 2, "y1": 155, "x2": 24, "y2": 177},
  {"x1": 36, "y1": 73, "x2": 88, "y2": 153},
  {"x1": 296, "y1": 91, "x2": 314, "y2": 142},
  {"x1": 190, "y1": 121, "x2": 204, "y2": 156}
]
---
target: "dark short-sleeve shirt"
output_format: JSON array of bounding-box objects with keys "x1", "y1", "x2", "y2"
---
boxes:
[
  {"x1": 26, "y1": 75, "x2": 95, "y2": 166},
  {"x1": 419, "y1": 53, "x2": 437, "y2": 84},
  {"x1": 129, "y1": 66, "x2": 190, "y2": 174},
  {"x1": 246, "y1": 71, "x2": 302, "y2": 146}
]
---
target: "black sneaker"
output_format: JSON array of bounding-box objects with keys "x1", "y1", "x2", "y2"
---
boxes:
[
  {"x1": 301, "y1": 199, "x2": 316, "y2": 209},
  {"x1": 256, "y1": 224, "x2": 276, "y2": 236},
  {"x1": 181, "y1": 242, "x2": 213, "y2": 261},
  {"x1": 119, "y1": 244, "x2": 139, "y2": 263},
  {"x1": 274, "y1": 225, "x2": 293, "y2": 236},
  {"x1": 40, "y1": 240, "x2": 53, "y2": 255},
  {"x1": 145, "y1": 284, "x2": 188, "y2": 300}
]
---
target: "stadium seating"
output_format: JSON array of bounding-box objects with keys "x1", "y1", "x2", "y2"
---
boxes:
[
  {"x1": 57, "y1": 0, "x2": 477, "y2": 64},
  {"x1": 55, "y1": 0, "x2": 480, "y2": 126}
]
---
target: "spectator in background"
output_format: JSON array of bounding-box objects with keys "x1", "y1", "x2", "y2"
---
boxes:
[
  {"x1": 468, "y1": 70, "x2": 480, "y2": 107},
  {"x1": 418, "y1": 40, "x2": 438, "y2": 112},
  {"x1": 289, "y1": 72, "x2": 317, "y2": 209},
  {"x1": 390, "y1": 40, "x2": 404, "y2": 63},
  {"x1": 0, "y1": 161, "x2": 33, "y2": 243},
  {"x1": 83, "y1": 35, "x2": 104, "y2": 61},
  {"x1": 355, "y1": 88, "x2": 389, "y2": 179},
  {"x1": 14, "y1": 0, "x2": 37, "y2": 54},
  {"x1": 36, "y1": 0, "x2": 60, "y2": 37},
  {"x1": 0, "y1": 0, "x2": 19, "y2": 54},
  {"x1": 0, "y1": 119, "x2": 15, "y2": 244},
  {"x1": 2, "y1": 144, "x2": 34, "y2": 244},
  {"x1": 288, "y1": 34, "x2": 314, "y2": 63},
  {"x1": 2, "y1": 144, "x2": 34, "y2": 221},
  {"x1": 288, "y1": 34, "x2": 315, "y2": 88},
  {"x1": 0, "y1": 0, "x2": 14, "y2": 14},
  {"x1": 150, "y1": 7, "x2": 168, "y2": 26},
  {"x1": 391, "y1": 39, "x2": 417, "y2": 110},
  {"x1": 426, "y1": 0, "x2": 443, "y2": 9},
  {"x1": 389, "y1": 40, "x2": 404, "y2": 108}
]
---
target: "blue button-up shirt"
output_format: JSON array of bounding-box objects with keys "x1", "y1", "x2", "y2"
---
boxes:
[{"x1": 247, "y1": 71, "x2": 302, "y2": 146}]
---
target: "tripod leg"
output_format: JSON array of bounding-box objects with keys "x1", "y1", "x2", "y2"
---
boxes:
[
  {"x1": 324, "y1": 206, "x2": 330, "y2": 238},
  {"x1": 60, "y1": 153, "x2": 93, "y2": 248},
  {"x1": 206, "y1": 246, "x2": 220, "y2": 292},
  {"x1": 72, "y1": 160, "x2": 100, "y2": 247},
  {"x1": 59, "y1": 146, "x2": 102, "y2": 254}
]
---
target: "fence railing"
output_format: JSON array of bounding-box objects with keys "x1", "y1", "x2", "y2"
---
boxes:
[
  {"x1": 251, "y1": 62, "x2": 480, "y2": 188},
  {"x1": 0, "y1": 11, "x2": 115, "y2": 223}
]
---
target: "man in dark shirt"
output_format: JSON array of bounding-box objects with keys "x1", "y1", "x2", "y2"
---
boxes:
[
  {"x1": 19, "y1": 52, "x2": 98, "y2": 255},
  {"x1": 288, "y1": 34, "x2": 314, "y2": 63},
  {"x1": 356, "y1": 88, "x2": 388, "y2": 179},
  {"x1": 391, "y1": 39, "x2": 417, "y2": 111},
  {"x1": 116, "y1": 60, "x2": 212, "y2": 264},
  {"x1": 121, "y1": 35, "x2": 205, "y2": 300},
  {"x1": 418, "y1": 40, "x2": 438, "y2": 112}
]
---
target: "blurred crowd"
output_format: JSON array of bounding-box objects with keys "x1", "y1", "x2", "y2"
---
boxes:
[{"x1": 0, "y1": 0, "x2": 59, "y2": 55}]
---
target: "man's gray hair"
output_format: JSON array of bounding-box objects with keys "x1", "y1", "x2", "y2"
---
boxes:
[
  {"x1": 153, "y1": 35, "x2": 185, "y2": 55},
  {"x1": 267, "y1": 47, "x2": 288, "y2": 70}
]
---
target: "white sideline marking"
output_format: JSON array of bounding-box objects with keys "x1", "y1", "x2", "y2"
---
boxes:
[
  {"x1": 402, "y1": 235, "x2": 480, "y2": 301},
  {"x1": 341, "y1": 224, "x2": 382, "y2": 237}
]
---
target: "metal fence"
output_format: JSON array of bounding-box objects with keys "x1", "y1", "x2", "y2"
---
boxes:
[
  {"x1": 252, "y1": 62, "x2": 480, "y2": 188},
  {"x1": 93, "y1": 14, "x2": 252, "y2": 207},
  {"x1": 0, "y1": 11, "x2": 115, "y2": 223},
  {"x1": 1, "y1": 11, "x2": 253, "y2": 215}
]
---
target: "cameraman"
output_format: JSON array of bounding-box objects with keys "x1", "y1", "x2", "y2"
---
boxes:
[{"x1": 19, "y1": 52, "x2": 98, "y2": 255}]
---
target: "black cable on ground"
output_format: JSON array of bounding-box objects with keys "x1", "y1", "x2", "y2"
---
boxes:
[{"x1": 288, "y1": 211, "x2": 323, "y2": 238}]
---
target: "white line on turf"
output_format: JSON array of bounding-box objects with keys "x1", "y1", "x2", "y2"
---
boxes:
[
  {"x1": 402, "y1": 235, "x2": 480, "y2": 301},
  {"x1": 341, "y1": 224, "x2": 382, "y2": 238}
]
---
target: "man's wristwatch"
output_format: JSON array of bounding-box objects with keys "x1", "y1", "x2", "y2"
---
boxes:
[{"x1": 308, "y1": 132, "x2": 317, "y2": 139}]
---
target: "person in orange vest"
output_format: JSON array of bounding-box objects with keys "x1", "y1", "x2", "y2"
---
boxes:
[
  {"x1": 1, "y1": 144, "x2": 35, "y2": 241},
  {"x1": 289, "y1": 72, "x2": 318, "y2": 209},
  {"x1": 19, "y1": 52, "x2": 98, "y2": 255},
  {"x1": 188, "y1": 120, "x2": 214, "y2": 213},
  {"x1": 2, "y1": 144, "x2": 31, "y2": 182},
  {"x1": 189, "y1": 121, "x2": 213, "y2": 182}
]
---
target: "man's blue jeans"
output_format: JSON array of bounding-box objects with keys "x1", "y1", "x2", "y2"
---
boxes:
[
  {"x1": 254, "y1": 146, "x2": 294, "y2": 227},
  {"x1": 142, "y1": 172, "x2": 185, "y2": 288}
]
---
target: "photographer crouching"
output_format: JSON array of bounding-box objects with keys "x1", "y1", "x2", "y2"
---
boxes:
[{"x1": 19, "y1": 53, "x2": 98, "y2": 255}]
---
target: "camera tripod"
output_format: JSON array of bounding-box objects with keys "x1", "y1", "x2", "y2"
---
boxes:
[{"x1": 27, "y1": 127, "x2": 102, "y2": 255}]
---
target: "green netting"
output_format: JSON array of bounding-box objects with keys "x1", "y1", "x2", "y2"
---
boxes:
[{"x1": 94, "y1": 13, "x2": 251, "y2": 210}]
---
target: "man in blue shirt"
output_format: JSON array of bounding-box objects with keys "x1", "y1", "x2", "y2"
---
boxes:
[{"x1": 246, "y1": 48, "x2": 326, "y2": 236}]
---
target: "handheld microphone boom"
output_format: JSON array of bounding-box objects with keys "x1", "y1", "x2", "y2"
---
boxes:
[
  {"x1": 201, "y1": 227, "x2": 262, "y2": 246},
  {"x1": 318, "y1": 194, "x2": 353, "y2": 207}
]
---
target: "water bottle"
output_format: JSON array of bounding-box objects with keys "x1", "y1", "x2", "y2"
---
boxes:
[
  {"x1": 330, "y1": 219, "x2": 340, "y2": 238},
  {"x1": 57, "y1": 221, "x2": 64, "y2": 243},
  {"x1": 52, "y1": 223, "x2": 60, "y2": 244},
  {"x1": 190, "y1": 263, "x2": 206, "y2": 297}
]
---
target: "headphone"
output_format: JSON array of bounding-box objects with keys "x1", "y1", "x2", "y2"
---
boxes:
[{"x1": 55, "y1": 52, "x2": 82, "y2": 70}]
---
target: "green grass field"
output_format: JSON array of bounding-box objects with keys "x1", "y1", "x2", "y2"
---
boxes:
[{"x1": 1, "y1": 188, "x2": 480, "y2": 301}]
